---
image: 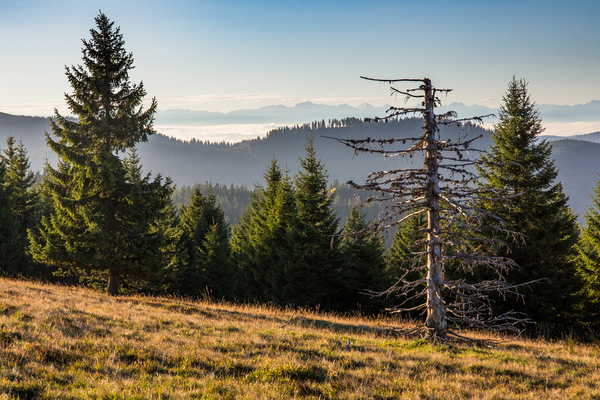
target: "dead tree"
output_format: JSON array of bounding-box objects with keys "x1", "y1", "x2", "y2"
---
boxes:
[{"x1": 333, "y1": 77, "x2": 529, "y2": 340}]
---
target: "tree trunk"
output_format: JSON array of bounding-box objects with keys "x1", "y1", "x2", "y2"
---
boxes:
[
  {"x1": 107, "y1": 270, "x2": 121, "y2": 296},
  {"x1": 423, "y1": 79, "x2": 447, "y2": 339}
]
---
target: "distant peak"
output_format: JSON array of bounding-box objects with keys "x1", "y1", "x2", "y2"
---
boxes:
[{"x1": 294, "y1": 101, "x2": 319, "y2": 108}]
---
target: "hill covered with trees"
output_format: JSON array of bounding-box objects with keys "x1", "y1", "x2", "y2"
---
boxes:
[{"x1": 2, "y1": 112, "x2": 599, "y2": 219}]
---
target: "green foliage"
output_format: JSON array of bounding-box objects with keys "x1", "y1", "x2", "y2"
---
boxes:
[
  {"x1": 0, "y1": 136, "x2": 38, "y2": 276},
  {"x1": 177, "y1": 186, "x2": 232, "y2": 299},
  {"x1": 232, "y1": 138, "x2": 344, "y2": 309},
  {"x1": 29, "y1": 13, "x2": 171, "y2": 295},
  {"x1": 384, "y1": 212, "x2": 428, "y2": 317},
  {"x1": 231, "y1": 159, "x2": 299, "y2": 303},
  {"x1": 386, "y1": 212, "x2": 427, "y2": 279},
  {"x1": 0, "y1": 161, "x2": 18, "y2": 274},
  {"x1": 477, "y1": 77, "x2": 581, "y2": 327},
  {"x1": 172, "y1": 180, "x2": 380, "y2": 243},
  {"x1": 338, "y1": 207, "x2": 387, "y2": 312},
  {"x1": 289, "y1": 136, "x2": 341, "y2": 308},
  {"x1": 172, "y1": 182, "x2": 253, "y2": 227},
  {"x1": 577, "y1": 177, "x2": 600, "y2": 330}
]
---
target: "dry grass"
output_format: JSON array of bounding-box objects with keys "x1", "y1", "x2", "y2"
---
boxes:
[{"x1": 0, "y1": 277, "x2": 599, "y2": 399}]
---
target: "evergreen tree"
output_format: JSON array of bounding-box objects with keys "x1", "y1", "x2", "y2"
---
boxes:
[
  {"x1": 232, "y1": 139, "x2": 342, "y2": 309},
  {"x1": 1, "y1": 137, "x2": 36, "y2": 275},
  {"x1": 477, "y1": 77, "x2": 581, "y2": 328},
  {"x1": 384, "y1": 212, "x2": 427, "y2": 317},
  {"x1": 120, "y1": 149, "x2": 174, "y2": 292},
  {"x1": 231, "y1": 159, "x2": 298, "y2": 302},
  {"x1": 291, "y1": 136, "x2": 341, "y2": 308},
  {"x1": 0, "y1": 161, "x2": 18, "y2": 274},
  {"x1": 338, "y1": 207, "x2": 386, "y2": 312},
  {"x1": 577, "y1": 177, "x2": 600, "y2": 331},
  {"x1": 149, "y1": 198, "x2": 184, "y2": 295},
  {"x1": 29, "y1": 13, "x2": 168, "y2": 295},
  {"x1": 178, "y1": 186, "x2": 231, "y2": 299}
]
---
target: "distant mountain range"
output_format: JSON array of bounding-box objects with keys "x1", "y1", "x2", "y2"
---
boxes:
[
  {"x1": 1, "y1": 110, "x2": 599, "y2": 222},
  {"x1": 155, "y1": 102, "x2": 388, "y2": 127},
  {"x1": 155, "y1": 100, "x2": 600, "y2": 129}
]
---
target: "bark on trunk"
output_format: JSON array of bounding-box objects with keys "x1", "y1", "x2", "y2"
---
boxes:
[
  {"x1": 107, "y1": 270, "x2": 121, "y2": 296},
  {"x1": 423, "y1": 79, "x2": 447, "y2": 339}
]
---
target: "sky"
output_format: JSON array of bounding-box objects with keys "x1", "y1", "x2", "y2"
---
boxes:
[{"x1": 1, "y1": 0, "x2": 600, "y2": 139}]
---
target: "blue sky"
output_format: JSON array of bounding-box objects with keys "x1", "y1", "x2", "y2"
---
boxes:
[{"x1": 1, "y1": 0, "x2": 600, "y2": 138}]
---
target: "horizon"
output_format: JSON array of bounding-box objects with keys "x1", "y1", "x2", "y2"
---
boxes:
[{"x1": 3, "y1": 99, "x2": 600, "y2": 142}]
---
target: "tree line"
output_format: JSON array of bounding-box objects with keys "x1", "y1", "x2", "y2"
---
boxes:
[{"x1": 2, "y1": 13, "x2": 600, "y2": 338}]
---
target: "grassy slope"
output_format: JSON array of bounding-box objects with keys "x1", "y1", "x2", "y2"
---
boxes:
[{"x1": 0, "y1": 278, "x2": 599, "y2": 399}]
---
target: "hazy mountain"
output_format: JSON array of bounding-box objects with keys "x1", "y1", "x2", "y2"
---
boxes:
[
  {"x1": 542, "y1": 131, "x2": 600, "y2": 143},
  {"x1": 155, "y1": 100, "x2": 600, "y2": 128},
  {"x1": 538, "y1": 100, "x2": 600, "y2": 122},
  {"x1": 139, "y1": 120, "x2": 600, "y2": 220},
  {"x1": 0, "y1": 112, "x2": 57, "y2": 172},
  {"x1": 155, "y1": 102, "x2": 390, "y2": 127},
  {"x1": 1, "y1": 111, "x2": 600, "y2": 221},
  {"x1": 550, "y1": 138, "x2": 600, "y2": 219}
]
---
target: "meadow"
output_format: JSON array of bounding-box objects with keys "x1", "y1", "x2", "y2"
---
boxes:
[{"x1": 0, "y1": 277, "x2": 599, "y2": 399}]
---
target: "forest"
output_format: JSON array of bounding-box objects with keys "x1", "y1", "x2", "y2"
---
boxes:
[{"x1": 1, "y1": 13, "x2": 600, "y2": 341}]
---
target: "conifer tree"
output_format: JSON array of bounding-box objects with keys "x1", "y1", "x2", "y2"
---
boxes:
[
  {"x1": 338, "y1": 207, "x2": 386, "y2": 312},
  {"x1": 231, "y1": 159, "x2": 298, "y2": 302},
  {"x1": 120, "y1": 149, "x2": 174, "y2": 291},
  {"x1": 0, "y1": 161, "x2": 18, "y2": 273},
  {"x1": 291, "y1": 136, "x2": 341, "y2": 308},
  {"x1": 1, "y1": 137, "x2": 36, "y2": 274},
  {"x1": 478, "y1": 77, "x2": 581, "y2": 327},
  {"x1": 577, "y1": 177, "x2": 600, "y2": 330},
  {"x1": 178, "y1": 186, "x2": 231, "y2": 299},
  {"x1": 149, "y1": 199, "x2": 183, "y2": 295},
  {"x1": 29, "y1": 13, "x2": 169, "y2": 295},
  {"x1": 384, "y1": 213, "x2": 427, "y2": 317}
]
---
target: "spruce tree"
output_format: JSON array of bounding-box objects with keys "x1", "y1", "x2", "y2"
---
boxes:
[
  {"x1": 338, "y1": 207, "x2": 386, "y2": 312},
  {"x1": 0, "y1": 160, "x2": 18, "y2": 274},
  {"x1": 29, "y1": 13, "x2": 169, "y2": 295},
  {"x1": 384, "y1": 212, "x2": 427, "y2": 317},
  {"x1": 1, "y1": 137, "x2": 36, "y2": 275},
  {"x1": 149, "y1": 198, "x2": 184, "y2": 295},
  {"x1": 577, "y1": 177, "x2": 600, "y2": 331},
  {"x1": 120, "y1": 149, "x2": 174, "y2": 291},
  {"x1": 178, "y1": 186, "x2": 231, "y2": 299},
  {"x1": 291, "y1": 136, "x2": 341, "y2": 308},
  {"x1": 478, "y1": 77, "x2": 580, "y2": 328},
  {"x1": 231, "y1": 159, "x2": 298, "y2": 302}
]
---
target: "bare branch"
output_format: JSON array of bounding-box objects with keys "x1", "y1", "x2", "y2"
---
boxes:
[
  {"x1": 360, "y1": 76, "x2": 425, "y2": 83},
  {"x1": 333, "y1": 76, "x2": 529, "y2": 341}
]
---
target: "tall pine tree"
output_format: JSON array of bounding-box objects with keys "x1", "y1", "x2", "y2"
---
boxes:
[
  {"x1": 29, "y1": 13, "x2": 170, "y2": 294},
  {"x1": 477, "y1": 77, "x2": 580, "y2": 328}
]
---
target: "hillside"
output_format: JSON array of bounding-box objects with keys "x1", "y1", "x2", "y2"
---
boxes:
[
  {"x1": 0, "y1": 278, "x2": 598, "y2": 399},
  {"x1": 551, "y1": 139, "x2": 600, "y2": 219},
  {"x1": 2, "y1": 112, "x2": 600, "y2": 219}
]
